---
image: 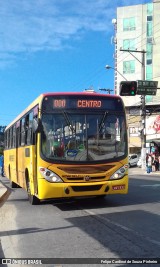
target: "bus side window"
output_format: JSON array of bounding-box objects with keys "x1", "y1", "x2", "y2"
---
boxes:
[
  {"x1": 6, "y1": 130, "x2": 9, "y2": 148},
  {"x1": 13, "y1": 125, "x2": 16, "y2": 148},
  {"x1": 20, "y1": 118, "x2": 25, "y2": 146},
  {"x1": 10, "y1": 127, "x2": 13, "y2": 148},
  {"x1": 16, "y1": 121, "x2": 21, "y2": 147},
  {"x1": 4, "y1": 131, "x2": 7, "y2": 149},
  {"x1": 26, "y1": 112, "x2": 34, "y2": 145},
  {"x1": 17, "y1": 127, "x2": 20, "y2": 147},
  {"x1": 8, "y1": 128, "x2": 12, "y2": 148},
  {"x1": 25, "y1": 114, "x2": 29, "y2": 145},
  {"x1": 8, "y1": 129, "x2": 11, "y2": 148}
]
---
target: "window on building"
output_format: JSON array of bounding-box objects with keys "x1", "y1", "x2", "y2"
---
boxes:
[
  {"x1": 123, "y1": 18, "x2": 136, "y2": 31},
  {"x1": 147, "y1": 3, "x2": 153, "y2": 16},
  {"x1": 123, "y1": 39, "x2": 135, "y2": 50},
  {"x1": 123, "y1": 60, "x2": 135, "y2": 74},
  {"x1": 146, "y1": 95, "x2": 153, "y2": 103},
  {"x1": 147, "y1": 37, "x2": 154, "y2": 44},
  {"x1": 147, "y1": 59, "x2": 152, "y2": 65},
  {"x1": 147, "y1": 21, "x2": 153, "y2": 37},
  {"x1": 146, "y1": 43, "x2": 152, "y2": 59},
  {"x1": 146, "y1": 65, "x2": 152, "y2": 80},
  {"x1": 147, "y1": 16, "x2": 152, "y2": 22}
]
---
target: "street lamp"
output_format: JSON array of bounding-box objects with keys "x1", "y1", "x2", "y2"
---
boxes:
[{"x1": 105, "y1": 65, "x2": 128, "y2": 81}]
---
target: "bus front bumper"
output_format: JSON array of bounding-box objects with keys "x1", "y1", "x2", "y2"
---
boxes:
[{"x1": 37, "y1": 175, "x2": 128, "y2": 200}]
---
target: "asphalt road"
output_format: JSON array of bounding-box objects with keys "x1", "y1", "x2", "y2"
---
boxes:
[{"x1": 0, "y1": 168, "x2": 160, "y2": 267}]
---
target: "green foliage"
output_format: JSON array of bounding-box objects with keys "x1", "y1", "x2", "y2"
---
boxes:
[
  {"x1": 0, "y1": 126, "x2": 6, "y2": 151},
  {"x1": 0, "y1": 126, "x2": 6, "y2": 133},
  {"x1": 0, "y1": 146, "x2": 4, "y2": 155}
]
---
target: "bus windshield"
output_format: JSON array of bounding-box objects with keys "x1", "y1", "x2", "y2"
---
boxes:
[{"x1": 41, "y1": 110, "x2": 127, "y2": 163}]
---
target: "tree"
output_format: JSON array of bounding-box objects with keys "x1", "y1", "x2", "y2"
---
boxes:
[{"x1": 0, "y1": 125, "x2": 6, "y2": 149}]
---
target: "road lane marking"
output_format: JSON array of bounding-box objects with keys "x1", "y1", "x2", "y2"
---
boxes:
[
  {"x1": 140, "y1": 184, "x2": 160, "y2": 188},
  {"x1": 83, "y1": 209, "x2": 160, "y2": 247}
]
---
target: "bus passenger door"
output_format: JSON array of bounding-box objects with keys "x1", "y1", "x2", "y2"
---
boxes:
[
  {"x1": 25, "y1": 112, "x2": 38, "y2": 195},
  {"x1": 16, "y1": 119, "x2": 25, "y2": 187},
  {"x1": 16, "y1": 122, "x2": 21, "y2": 186}
]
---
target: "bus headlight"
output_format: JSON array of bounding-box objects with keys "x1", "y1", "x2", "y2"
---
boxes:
[
  {"x1": 110, "y1": 165, "x2": 128, "y2": 180},
  {"x1": 39, "y1": 167, "x2": 63, "y2": 183}
]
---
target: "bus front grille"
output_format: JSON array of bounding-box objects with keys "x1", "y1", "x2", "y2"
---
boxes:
[
  {"x1": 71, "y1": 185, "x2": 102, "y2": 192},
  {"x1": 66, "y1": 176, "x2": 106, "y2": 182}
]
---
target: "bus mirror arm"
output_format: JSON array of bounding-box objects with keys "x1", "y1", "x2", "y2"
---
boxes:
[{"x1": 33, "y1": 118, "x2": 43, "y2": 133}]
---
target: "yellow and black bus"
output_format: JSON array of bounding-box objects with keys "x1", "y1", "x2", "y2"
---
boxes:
[{"x1": 4, "y1": 92, "x2": 128, "y2": 204}]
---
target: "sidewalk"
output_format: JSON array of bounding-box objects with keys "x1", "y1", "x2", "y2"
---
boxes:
[
  {"x1": 0, "y1": 177, "x2": 11, "y2": 264},
  {"x1": 129, "y1": 166, "x2": 160, "y2": 176}
]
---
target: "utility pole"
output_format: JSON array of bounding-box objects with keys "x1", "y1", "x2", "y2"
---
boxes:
[
  {"x1": 120, "y1": 49, "x2": 146, "y2": 169},
  {"x1": 99, "y1": 88, "x2": 114, "y2": 94}
]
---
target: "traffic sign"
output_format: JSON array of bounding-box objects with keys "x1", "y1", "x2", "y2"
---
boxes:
[{"x1": 136, "y1": 80, "x2": 158, "y2": 95}]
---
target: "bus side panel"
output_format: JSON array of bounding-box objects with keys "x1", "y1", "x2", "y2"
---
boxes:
[
  {"x1": 4, "y1": 148, "x2": 18, "y2": 184},
  {"x1": 24, "y1": 145, "x2": 37, "y2": 195},
  {"x1": 17, "y1": 147, "x2": 25, "y2": 187}
]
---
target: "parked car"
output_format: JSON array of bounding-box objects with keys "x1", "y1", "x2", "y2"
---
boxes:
[
  {"x1": 129, "y1": 154, "x2": 139, "y2": 167},
  {"x1": 137, "y1": 157, "x2": 142, "y2": 168}
]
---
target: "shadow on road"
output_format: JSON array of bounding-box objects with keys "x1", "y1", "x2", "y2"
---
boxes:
[{"x1": 46, "y1": 176, "x2": 160, "y2": 211}]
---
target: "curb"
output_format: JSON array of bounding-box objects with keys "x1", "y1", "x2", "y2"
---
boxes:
[
  {"x1": 0, "y1": 177, "x2": 12, "y2": 207},
  {"x1": 0, "y1": 178, "x2": 14, "y2": 264},
  {"x1": 129, "y1": 168, "x2": 160, "y2": 176}
]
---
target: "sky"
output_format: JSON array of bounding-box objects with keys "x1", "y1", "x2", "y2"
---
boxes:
[{"x1": 0, "y1": 0, "x2": 151, "y2": 126}]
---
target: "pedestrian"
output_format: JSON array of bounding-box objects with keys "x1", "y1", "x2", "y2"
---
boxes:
[
  {"x1": 0, "y1": 151, "x2": 4, "y2": 177},
  {"x1": 146, "y1": 153, "x2": 152, "y2": 174},
  {"x1": 158, "y1": 155, "x2": 160, "y2": 171},
  {"x1": 154, "y1": 156, "x2": 159, "y2": 171},
  {"x1": 152, "y1": 155, "x2": 156, "y2": 172}
]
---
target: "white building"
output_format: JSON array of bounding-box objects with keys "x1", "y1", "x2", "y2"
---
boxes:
[{"x1": 112, "y1": 0, "x2": 160, "y2": 155}]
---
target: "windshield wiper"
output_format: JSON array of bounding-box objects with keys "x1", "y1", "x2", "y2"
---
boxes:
[
  {"x1": 98, "y1": 111, "x2": 108, "y2": 132},
  {"x1": 62, "y1": 111, "x2": 76, "y2": 134}
]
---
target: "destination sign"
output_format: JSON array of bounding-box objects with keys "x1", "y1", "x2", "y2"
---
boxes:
[
  {"x1": 42, "y1": 95, "x2": 124, "y2": 111},
  {"x1": 53, "y1": 99, "x2": 102, "y2": 108}
]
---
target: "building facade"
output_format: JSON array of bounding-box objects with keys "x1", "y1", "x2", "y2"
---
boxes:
[{"x1": 112, "y1": 0, "x2": 160, "y2": 155}]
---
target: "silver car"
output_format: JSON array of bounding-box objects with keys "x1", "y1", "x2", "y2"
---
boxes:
[{"x1": 129, "y1": 154, "x2": 139, "y2": 167}]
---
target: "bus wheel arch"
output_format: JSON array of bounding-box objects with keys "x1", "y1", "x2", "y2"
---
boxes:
[{"x1": 25, "y1": 169, "x2": 39, "y2": 205}]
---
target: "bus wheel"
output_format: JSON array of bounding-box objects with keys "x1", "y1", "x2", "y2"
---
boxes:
[
  {"x1": 26, "y1": 179, "x2": 40, "y2": 205},
  {"x1": 10, "y1": 181, "x2": 19, "y2": 188},
  {"x1": 9, "y1": 167, "x2": 18, "y2": 188}
]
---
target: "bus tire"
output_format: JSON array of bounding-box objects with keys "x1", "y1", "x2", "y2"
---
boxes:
[
  {"x1": 10, "y1": 181, "x2": 19, "y2": 188},
  {"x1": 29, "y1": 194, "x2": 40, "y2": 205},
  {"x1": 26, "y1": 178, "x2": 40, "y2": 205}
]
